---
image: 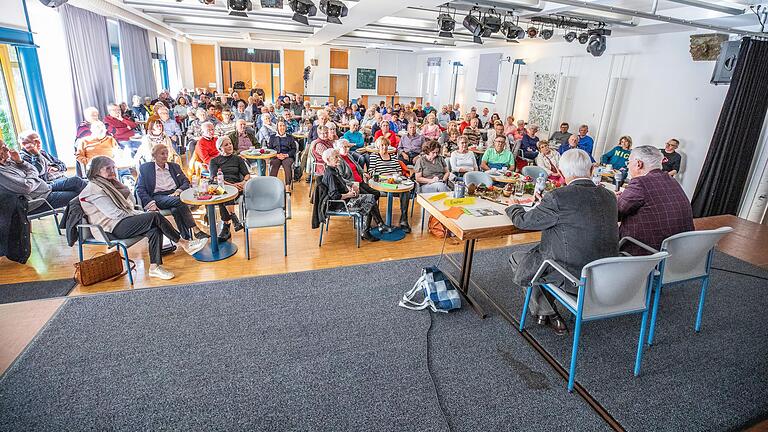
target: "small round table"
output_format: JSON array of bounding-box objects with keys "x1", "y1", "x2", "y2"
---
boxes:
[
  {"x1": 180, "y1": 185, "x2": 239, "y2": 262},
  {"x1": 489, "y1": 173, "x2": 519, "y2": 184},
  {"x1": 367, "y1": 180, "x2": 415, "y2": 241},
  {"x1": 241, "y1": 149, "x2": 277, "y2": 176}
]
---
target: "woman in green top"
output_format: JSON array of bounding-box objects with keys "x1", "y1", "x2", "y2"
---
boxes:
[
  {"x1": 481, "y1": 136, "x2": 516, "y2": 171},
  {"x1": 600, "y1": 135, "x2": 632, "y2": 169}
]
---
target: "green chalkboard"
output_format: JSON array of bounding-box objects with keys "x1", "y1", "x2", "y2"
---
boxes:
[{"x1": 356, "y1": 68, "x2": 377, "y2": 90}]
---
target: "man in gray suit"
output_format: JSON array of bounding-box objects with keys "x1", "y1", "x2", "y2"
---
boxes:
[{"x1": 506, "y1": 149, "x2": 619, "y2": 335}]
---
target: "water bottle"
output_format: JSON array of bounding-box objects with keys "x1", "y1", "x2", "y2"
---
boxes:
[
  {"x1": 191, "y1": 174, "x2": 199, "y2": 189},
  {"x1": 592, "y1": 170, "x2": 601, "y2": 186},
  {"x1": 614, "y1": 169, "x2": 624, "y2": 191},
  {"x1": 534, "y1": 173, "x2": 546, "y2": 195},
  {"x1": 453, "y1": 180, "x2": 465, "y2": 198},
  {"x1": 199, "y1": 178, "x2": 208, "y2": 193},
  {"x1": 216, "y1": 169, "x2": 224, "y2": 186}
]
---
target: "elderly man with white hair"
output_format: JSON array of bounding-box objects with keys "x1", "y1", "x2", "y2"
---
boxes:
[
  {"x1": 257, "y1": 113, "x2": 277, "y2": 145},
  {"x1": 76, "y1": 106, "x2": 116, "y2": 139},
  {"x1": 618, "y1": 145, "x2": 694, "y2": 256},
  {"x1": 104, "y1": 103, "x2": 138, "y2": 144},
  {"x1": 506, "y1": 149, "x2": 619, "y2": 335},
  {"x1": 156, "y1": 106, "x2": 182, "y2": 146}
]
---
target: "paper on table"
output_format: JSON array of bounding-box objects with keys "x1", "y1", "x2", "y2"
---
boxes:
[
  {"x1": 429, "y1": 192, "x2": 449, "y2": 202},
  {"x1": 443, "y1": 197, "x2": 476, "y2": 206},
  {"x1": 440, "y1": 206, "x2": 465, "y2": 219}
]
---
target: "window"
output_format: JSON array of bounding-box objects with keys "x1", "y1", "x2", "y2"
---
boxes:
[
  {"x1": 0, "y1": 44, "x2": 33, "y2": 148},
  {"x1": 107, "y1": 20, "x2": 124, "y2": 103}
]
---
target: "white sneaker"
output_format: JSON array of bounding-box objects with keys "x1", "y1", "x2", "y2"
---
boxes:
[
  {"x1": 182, "y1": 238, "x2": 208, "y2": 256},
  {"x1": 149, "y1": 265, "x2": 175, "y2": 280}
]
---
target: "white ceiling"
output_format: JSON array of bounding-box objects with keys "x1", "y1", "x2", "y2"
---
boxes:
[{"x1": 123, "y1": 0, "x2": 766, "y2": 51}]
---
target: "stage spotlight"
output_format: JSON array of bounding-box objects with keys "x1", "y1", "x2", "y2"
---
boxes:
[
  {"x1": 564, "y1": 31, "x2": 577, "y2": 42},
  {"x1": 541, "y1": 28, "x2": 553, "y2": 40},
  {"x1": 463, "y1": 7, "x2": 484, "y2": 44},
  {"x1": 526, "y1": 27, "x2": 538, "y2": 38},
  {"x1": 228, "y1": 0, "x2": 252, "y2": 17},
  {"x1": 501, "y1": 21, "x2": 524, "y2": 43},
  {"x1": 482, "y1": 9, "x2": 502, "y2": 35},
  {"x1": 586, "y1": 34, "x2": 607, "y2": 57},
  {"x1": 319, "y1": 0, "x2": 348, "y2": 24},
  {"x1": 289, "y1": 0, "x2": 317, "y2": 25},
  {"x1": 578, "y1": 32, "x2": 589, "y2": 44},
  {"x1": 437, "y1": 13, "x2": 456, "y2": 38},
  {"x1": 199, "y1": 0, "x2": 215, "y2": 4}
]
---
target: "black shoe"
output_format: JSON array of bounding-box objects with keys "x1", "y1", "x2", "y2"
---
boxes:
[
  {"x1": 362, "y1": 230, "x2": 380, "y2": 242},
  {"x1": 536, "y1": 315, "x2": 550, "y2": 326},
  {"x1": 230, "y1": 214, "x2": 244, "y2": 232},
  {"x1": 194, "y1": 229, "x2": 210, "y2": 239},
  {"x1": 218, "y1": 223, "x2": 232, "y2": 242},
  {"x1": 399, "y1": 221, "x2": 411, "y2": 234}
]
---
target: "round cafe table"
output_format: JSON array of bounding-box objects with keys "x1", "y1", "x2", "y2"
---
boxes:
[
  {"x1": 367, "y1": 179, "x2": 414, "y2": 241},
  {"x1": 241, "y1": 149, "x2": 277, "y2": 176},
  {"x1": 180, "y1": 185, "x2": 239, "y2": 262},
  {"x1": 489, "y1": 172, "x2": 519, "y2": 184}
]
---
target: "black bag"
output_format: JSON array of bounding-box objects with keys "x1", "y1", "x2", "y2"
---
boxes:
[
  {"x1": 293, "y1": 165, "x2": 304, "y2": 182},
  {"x1": 233, "y1": 81, "x2": 246, "y2": 90}
]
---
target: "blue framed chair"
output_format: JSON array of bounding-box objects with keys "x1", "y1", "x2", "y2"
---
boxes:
[
  {"x1": 519, "y1": 252, "x2": 669, "y2": 391},
  {"x1": 621, "y1": 227, "x2": 733, "y2": 346},
  {"x1": 522, "y1": 165, "x2": 548, "y2": 179},
  {"x1": 27, "y1": 198, "x2": 65, "y2": 236},
  {"x1": 77, "y1": 218, "x2": 142, "y2": 286},
  {"x1": 318, "y1": 184, "x2": 362, "y2": 249},
  {"x1": 242, "y1": 177, "x2": 287, "y2": 259}
]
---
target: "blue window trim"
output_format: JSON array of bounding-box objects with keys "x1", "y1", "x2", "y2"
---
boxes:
[{"x1": 0, "y1": 27, "x2": 34, "y2": 47}]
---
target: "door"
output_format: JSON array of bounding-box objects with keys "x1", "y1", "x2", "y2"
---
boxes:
[
  {"x1": 377, "y1": 76, "x2": 397, "y2": 95},
  {"x1": 330, "y1": 74, "x2": 349, "y2": 105}
]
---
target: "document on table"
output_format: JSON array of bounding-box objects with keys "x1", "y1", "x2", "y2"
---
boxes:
[{"x1": 463, "y1": 208, "x2": 503, "y2": 217}]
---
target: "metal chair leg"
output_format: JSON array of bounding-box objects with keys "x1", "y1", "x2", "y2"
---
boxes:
[
  {"x1": 119, "y1": 244, "x2": 133, "y2": 286},
  {"x1": 53, "y1": 212, "x2": 63, "y2": 236},
  {"x1": 567, "y1": 314, "x2": 583, "y2": 392},
  {"x1": 245, "y1": 227, "x2": 250, "y2": 260},
  {"x1": 695, "y1": 276, "x2": 710, "y2": 332},
  {"x1": 647, "y1": 282, "x2": 663, "y2": 345},
  {"x1": 519, "y1": 285, "x2": 533, "y2": 331},
  {"x1": 318, "y1": 221, "x2": 325, "y2": 246},
  {"x1": 283, "y1": 222, "x2": 287, "y2": 256},
  {"x1": 635, "y1": 309, "x2": 651, "y2": 376}
]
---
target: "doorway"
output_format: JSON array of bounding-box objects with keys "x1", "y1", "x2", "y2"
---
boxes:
[
  {"x1": 330, "y1": 74, "x2": 349, "y2": 105},
  {"x1": 377, "y1": 76, "x2": 397, "y2": 95}
]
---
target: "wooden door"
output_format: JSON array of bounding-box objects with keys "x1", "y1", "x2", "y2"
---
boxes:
[
  {"x1": 330, "y1": 74, "x2": 349, "y2": 105},
  {"x1": 377, "y1": 76, "x2": 397, "y2": 95}
]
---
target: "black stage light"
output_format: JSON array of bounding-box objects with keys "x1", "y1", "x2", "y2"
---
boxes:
[
  {"x1": 199, "y1": 0, "x2": 215, "y2": 4},
  {"x1": 501, "y1": 20, "x2": 524, "y2": 43},
  {"x1": 578, "y1": 32, "x2": 589, "y2": 44},
  {"x1": 289, "y1": 0, "x2": 317, "y2": 25},
  {"x1": 564, "y1": 31, "x2": 577, "y2": 42},
  {"x1": 463, "y1": 7, "x2": 484, "y2": 43},
  {"x1": 586, "y1": 34, "x2": 607, "y2": 57},
  {"x1": 526, "y1": 26, "x2": 538, "y2": 38},
  {"x1": 541, "y1": 28, "x2": 553, "y2": 40},
  {"x1": 320, "y1": 0, "x2": 348, "y2": 24},
  {"x1": 437, "y1": 13, "x2": 456, "y2": 38},
  {"x1": 228, "y1": 0, "x2": 252, "y2": 17},
  {"x1": 481, "y1": 9, "x2": 502, "y2": 36}
]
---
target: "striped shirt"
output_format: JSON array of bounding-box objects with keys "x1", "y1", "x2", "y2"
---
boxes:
[{"x1": 368, "y1": 154, "x2": 401, "y2": 177}]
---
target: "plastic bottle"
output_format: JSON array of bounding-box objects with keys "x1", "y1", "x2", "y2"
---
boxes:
[
  {"x1": 534, "y1": 173, "x2": 546, "y2": 195},
  {"x1": 216, "y1": 169, "x2": 224, "y2": 186},
  {"x1": 614, "y1": 169, "x2": 625, "y2": 191},
  {"x1": 592, "y1": 170, "x2": 601, "y2": 186}
]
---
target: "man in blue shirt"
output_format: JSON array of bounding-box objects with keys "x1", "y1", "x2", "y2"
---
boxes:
[
  {"x1": 559, "y1": 134, "x2": 595, "y2": 163},
  {"x1": 577, "y1": 124, "x2": 594, "y2": 156}
]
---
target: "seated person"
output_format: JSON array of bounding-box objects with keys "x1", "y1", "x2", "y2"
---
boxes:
[
  {"x1": 485, "y1": 120, "x2": 507, "y2": 148},
  {"x1": 414, "y1": 140, "x2": 451, "y2": 194},
  {"x1": 399, "y1": 122, "x2": 424, "y2": 164},
  {"x1": 618, "y1": 146, "x2": 694, "y2": 255},
  {"x1": 506, "y1": 149, "x2": 619, "y2": 334},
  {"x1": 257, "y1": 113, "x2": 277, "y2": 145},
  {"x1": 480, "y1": 136, "x2": 516, "y2": 171},
  {"x1": 577, "y1": 124, "x2": 594, "y2": 156},
  {"x1": 391, "y1": 112, "x2": 407, "y2": 133},
  {"x1": 600, "y1": 136, "x2": 633, "y2": 170},
  {"x1": 136, "y1": 145, "x2": 208, "y2": 240},
  {"x1": 282, "y1": 111, "x2": 299, "y2": 134},
  {"x1": 232, "y1": 100, "x2": 250, "y2": 122},
  {"x1": 450, "y1": 136, "x2": 478, "y2": 178},
  {"x1": 440, "y1": 129, "x2": 461, "y2": 156},
  {"x1": 368, "y1": 137, "x2": 410, "y2": 232},
  {"x1": 520, "y1": 125, "x2": 540, "y2": 160},
  {"x1": 215, "y1": 107, "x2": 237, "y2": 137},
  {"x1": 462, "y1": 117, "x2": 482, "y2": 147},
  {"x1": 18, "y1": 130, "x2": 86, "y2": 204},
  {"x1": 208, "y1": 137, "x2": 249, "y2": 242},
  {"x1": 661, "y1": 138, "x2": 682, "y2": 177},
  {"x1": 104, "y1": 103, "x2": 138, "y2": 144},
  {"x1": 421, "y1": 114, "x2": 441, "y2": 141},
  {"x1": 156, "y1": 106, "x2": 182, "y2": 148},
  {"x1": 513, "y1": 120, "x2": 526, "y2": 141},
  {"x1": 194, "y1": 122, "x2": 219, "y2": 167},
  {"x1": 76, "y1": 106, "x2": 116, "y2": 139},
  {"x1": 131, "y1": 95, "x2": 148, "y2": 121},
  {"x1": 267, "y1": 121, "x2": 298, "y2": 192},
  {"x1": 186, "y1": 108, "x2": 208, "y2": 147},
  {"x1": 321, "y1": 148, "x2": 383, "y2": 242},
  {"x1": 205, "y1": 104, "x2": 220, "y2": 125},
  {"x1": 173, "y1": 97, "x2": 190, "y2": 122},
  {"x1": 0, "y1": 138, "x2": 83, "y2": 215},
  {"x1": 134, "y1": 119, "x2": 181, "y2": 169},
  {"x1": 549, "y1": 122, "x2": 572, "y2": 148},
  {"x1": 534, "y1": 140, "x2": 562, "y2": 182},
  {"x1": 75, "y1": 121, "x2": 122, "y2": 170},
  {"x1": 79, "y1": 156, "x2": 207, "y2": 280},
  {"x1": 334, "y1": 140, "x2": 374, "y2": 196},
  {"x1": 309, "y1": 125, "x2": 334, "y2": 177},
  {"x1": 373, "y1": 120, "x2": 400, "y2": 149},
  {"x1": 228, "y1": 119, "x2": 258, "y2": 153},
  {"x1": 342, "y1": 120, "x2": 365, "y2": 151}
]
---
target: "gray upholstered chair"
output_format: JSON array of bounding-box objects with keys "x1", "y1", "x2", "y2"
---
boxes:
[{"x1": 242, "y1": 176, "x2": 287, "y2": 259}]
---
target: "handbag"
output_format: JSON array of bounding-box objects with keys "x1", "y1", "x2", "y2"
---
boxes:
[
  {"x1": 293, "y1": 164, "x2": 304, "y2": 181},
  {"x1": 428, "y1": 215, "x2": 448, "y2": 238},
  {"x1": 74, "y1": 251, "x2": 135, "y2": 286},
  {"x1": 399, "y1": 266, "x2": 461, "y2": 313}
]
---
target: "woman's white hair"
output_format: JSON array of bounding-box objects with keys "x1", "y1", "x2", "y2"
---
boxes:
[
  {"x1": 333, "y1": 139, "x2": 350, "y2": 151},
  {"x1": 631, "y1": 145, "x2": 664, "y2": 170},
  {"x1": 559, "y1": 149, "x2": 593, "y2": 179},
  {"x1": 89, "y1": 121, "x2": 106, "y2": 135},
  {"x1": 349, "y1": 119, "x2": 359, "y2": 127},
  {"x1": 83, "y1": 106, "x2": 99, "y2": 118},
  {"x1": 321, "y1": 147, "x2": 338, "y2": 164},
  {"x1": 261, "y1": 113, "x2": 272, "y2": 122}
]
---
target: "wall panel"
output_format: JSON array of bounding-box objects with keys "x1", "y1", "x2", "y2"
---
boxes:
[{"x1": 191, "y1": 44, "x2": 215, "y2": 90}]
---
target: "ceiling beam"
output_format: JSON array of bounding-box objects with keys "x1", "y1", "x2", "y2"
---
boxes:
[{"x1": 664, "y1": 0, "x2": 744, "y2": 16}]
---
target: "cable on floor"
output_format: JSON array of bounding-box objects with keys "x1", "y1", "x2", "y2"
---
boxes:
[
  {"x1": 425, "y1": 311, "x2": 453, "y2": 432},
  {"x1": 711, "y1": 267, "x2": 768, "y2": 281}
]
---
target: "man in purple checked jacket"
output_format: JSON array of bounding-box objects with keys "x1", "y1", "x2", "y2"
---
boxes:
[{"x1": 618, "y1": 145, "x2": 694, "y2": 256}]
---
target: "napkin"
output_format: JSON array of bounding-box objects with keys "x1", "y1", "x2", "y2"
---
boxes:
[{"x1": 440, "y1": 206, "x2": 465, "y2": 219}]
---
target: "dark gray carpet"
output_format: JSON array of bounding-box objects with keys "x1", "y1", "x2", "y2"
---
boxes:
[
  {"x1": 467, "y1": 246, "x2": 768, "y2": 432},
  {"x1": 0, "y1": 252, "x2": 609, "y2": 432},
  {"x1": 0, "y1": 278, "x2": 76, "y2": 305}
]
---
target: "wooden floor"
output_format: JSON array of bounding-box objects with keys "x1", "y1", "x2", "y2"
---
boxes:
[{"x1": 1, "y1": 179, "x2": 766, "y2": 429}]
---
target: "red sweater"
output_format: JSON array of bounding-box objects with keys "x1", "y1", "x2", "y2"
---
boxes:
[
  {"x1": 195, "y1": 136, "x2": 219, "y2": 165},
  {"x1": 103, "y1": 115, "x2": 138, "y2": 141},
  {"x1": 373, "y1": 130, "x2": 400, "y2": 148}
]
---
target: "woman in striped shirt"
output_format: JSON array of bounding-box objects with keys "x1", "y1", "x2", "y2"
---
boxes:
[{"x1": 368, "y1": 137, "x2": 411, "y2": 232}]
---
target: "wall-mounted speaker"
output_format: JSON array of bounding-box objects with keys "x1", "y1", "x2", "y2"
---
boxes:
[
  {"x1": 310, "y1": 58, "x2": 319, "y2": 66},
  {"x1": 711, "y1": 40, "x2": 741, "y2": 85}
]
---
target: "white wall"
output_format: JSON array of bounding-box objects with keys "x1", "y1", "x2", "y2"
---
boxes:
[
  {"x1": 1, "y1": 0, "x2": 29, "y2": 31},
  {"x1": 27, "y1": 0, "x2": 78, "y2": 166},
  {"x1": 418, "y1": 31, "x2": 729, "y2": 196}
]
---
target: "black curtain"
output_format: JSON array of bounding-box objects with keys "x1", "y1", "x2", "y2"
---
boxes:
[
  {"x1": 220, "y1": 47, "x2": 279, "y2": 63},
  {"x1": 691, "y1": 37, "x2": 768, "y2": 217}
]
